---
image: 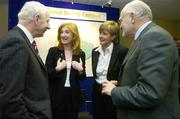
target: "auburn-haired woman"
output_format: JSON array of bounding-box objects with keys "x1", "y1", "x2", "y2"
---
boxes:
[{"x1": 45, "y1": 22, "x2": 86, "y2": 119}]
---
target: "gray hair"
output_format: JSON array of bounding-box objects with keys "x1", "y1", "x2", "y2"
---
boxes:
[
  {"x1": 18, "y1": 1, "x2": 48, "y2": 23},
  {"x1": 121, "y1": 0, "x2": 152, "y2": 20}
]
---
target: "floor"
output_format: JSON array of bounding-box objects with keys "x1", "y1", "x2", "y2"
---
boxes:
[{"x1": 78, "y1": 112, "x2": 93, "y2": 119}]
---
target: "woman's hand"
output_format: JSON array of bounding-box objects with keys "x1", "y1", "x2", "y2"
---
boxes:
[
  {"x1": 71, "y1": 58, "x2": 83, "y2": 72},
  {"x1": 55, "y1": 58, "x2": 66, "y2": 71}
]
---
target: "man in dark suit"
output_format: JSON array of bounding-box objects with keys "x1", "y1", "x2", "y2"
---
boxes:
[
  {"x1": 102, "y1": 0, "x2": 180, "y2": 119},
  {"x1": 175, "y1": 38, "x2": 180, "y2": 103},
  {"x1": 0, "y1": 1, "x2": 52, "y2": 119}
]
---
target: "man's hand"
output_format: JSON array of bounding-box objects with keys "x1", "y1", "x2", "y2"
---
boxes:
[
  {"x1": 175, "y1": 39, "x2": 180, "y2": 49},
  {"x1": 101, "y1": 80, "x2": 116, "y2": 96}
]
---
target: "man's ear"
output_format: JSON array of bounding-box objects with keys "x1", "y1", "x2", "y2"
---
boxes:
[
  {"x1": 130, "y1": 12, "x2": 135, "y2": 24},
  {"x1": 34, "y1": 14, "x2": 40, "y2": 24}
]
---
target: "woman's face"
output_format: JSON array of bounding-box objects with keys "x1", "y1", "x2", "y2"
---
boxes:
[
  {"x1": 60, "y1": 27, "x2": 73, "y2": 45},
  {"x1": 99, "y1": 30, "x2": 114, "y2": 48}
]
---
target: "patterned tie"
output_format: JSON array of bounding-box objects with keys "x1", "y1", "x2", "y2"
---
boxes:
[{"x1": 32, "y1": 40, "x2": 39, "y2": 54}]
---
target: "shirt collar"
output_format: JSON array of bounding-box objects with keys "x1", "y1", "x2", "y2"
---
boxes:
[
  {"x1": 17, "y1": 24, "x2": 34, "y2": 44},
  {"x1": 95, "y1": 42, "x2": 113, "y2": 54},
  {"x1": 134, "y1": 21, "x2": 152, "y2": 40}
]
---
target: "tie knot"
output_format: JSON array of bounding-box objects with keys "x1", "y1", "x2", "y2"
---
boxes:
[
  {"x1": 32, "y1": 40, "x2": 37, "y2": 46},
  {"x1": 31, "y1": 40, "x2": 39, "y2": 54}
]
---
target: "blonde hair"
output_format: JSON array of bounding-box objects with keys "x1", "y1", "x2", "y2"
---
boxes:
[
  {"x1": 57, "y1": 23, "x2": 82, "y2": 55},
  {"x1": 99, "y1": 21, "x2": 120, "y2": 43}
]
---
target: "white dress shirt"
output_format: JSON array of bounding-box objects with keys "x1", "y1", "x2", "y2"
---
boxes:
[
  {"x1": 17, "y1": 24, "x2": 34, "y2": 44},
  {"x1": 95, "y1": 43, "x2": 113, "y2": 84}
]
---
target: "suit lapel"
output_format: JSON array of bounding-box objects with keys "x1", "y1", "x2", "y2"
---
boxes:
[
  {"x1": 92, "y1": 49, "x2": 100, "y2": 76},
  {"x1": 122, "y1": 40, "x2": 139, "y2": 65},
  {"x1": 107, "y1": 44, "x2": 118, "y2": 73},
  {"x1": 122, "y1": 22, "x2": 154, "y2": 66},
  {"x1": 15, "y1": 27, "x2": 47, "y2": 71}
]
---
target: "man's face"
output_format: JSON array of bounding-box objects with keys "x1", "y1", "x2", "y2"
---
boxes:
[
  {"x1": 34, "y1": 13, "x2": 50, "y2": 38},
  {"x1": 118, "y1": 12, "x2": 134, "y2": 38}
]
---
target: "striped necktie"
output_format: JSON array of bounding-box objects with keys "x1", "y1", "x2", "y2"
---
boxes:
[{"x1": 32, "y1": 40, "x2": 39, "y2": 54}]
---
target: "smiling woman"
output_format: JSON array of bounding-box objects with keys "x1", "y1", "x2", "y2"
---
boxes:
[
  {"x1": 45, "y1": 22, "x2": 86, "y2": 119},
  {"x1": 91, "y1": 20, "x2": 128, "y2": 119}
]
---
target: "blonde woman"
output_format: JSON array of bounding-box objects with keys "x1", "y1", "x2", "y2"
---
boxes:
[{"x1": 92, "y1": 21, "x2": 128, "y2": 119}]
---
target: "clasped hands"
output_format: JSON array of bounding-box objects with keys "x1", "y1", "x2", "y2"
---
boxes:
[
  {"x1": 55, "y1": 58, "x2": 83, "y2": 72},
  {"x1": 101, "y1": 80, "x2": 118, "y2": 96}
]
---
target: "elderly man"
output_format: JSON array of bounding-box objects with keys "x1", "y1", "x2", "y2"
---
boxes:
[
  {"x1": 102, "y1": 0, "x2": 180, "y2": 119},
  {"x1": 0, "y1": 1, "x2": 51, "y2": 119}
]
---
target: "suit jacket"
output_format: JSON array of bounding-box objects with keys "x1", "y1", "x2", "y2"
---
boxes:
[
  {"x1": 45, "y1": 47, "x2": 86, "y2": 109},
  {"x1": 0, "y1": 27, "x2": 52, "y2": 119},
  {"x1": 111, "y1": 23, "x2": 180, "y2": 119},
  {"x1": 92, "y1": 43, "x2": 128, "y2": 82}
]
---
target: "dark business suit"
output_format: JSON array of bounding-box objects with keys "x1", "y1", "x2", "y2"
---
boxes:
[
  {"x1": 112, "y1": 23, "x2": 180, "y2": 119},
  {"x1": 92, "y1": 43, "x2": 128, "y2": 119},
  {"x1": 0, "y1": 26, "x2": 52, "y2": 119},
  {"x1": 45, "y1": 47, "x2": 86, "y2": 119},
  {"x1": 177, "y1": 49, "x2": 180, "y2": 104}
]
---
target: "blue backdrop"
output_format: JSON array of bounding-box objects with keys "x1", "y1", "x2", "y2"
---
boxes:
[{"x1": 9, "y1": 0, "x2": 119, "y2": 29}]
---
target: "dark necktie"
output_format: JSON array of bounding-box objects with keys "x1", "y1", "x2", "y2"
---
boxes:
[{"x1": 32, "y1": 40, "x2": 39, "y2": 54}]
